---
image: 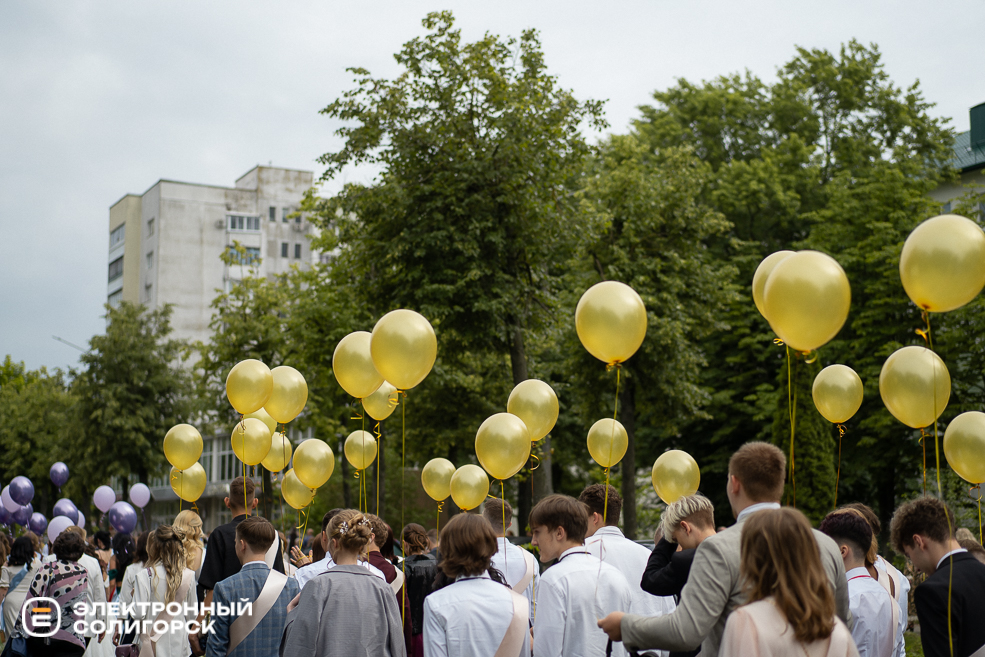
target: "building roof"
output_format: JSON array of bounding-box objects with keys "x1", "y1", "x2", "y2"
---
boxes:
[{"x1": 951, "y1": 130, "x2": 985, "y2": 172}]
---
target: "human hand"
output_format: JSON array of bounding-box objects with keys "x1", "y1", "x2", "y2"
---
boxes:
[
  {"x1": 189, "y1": 632, "x2": 203, "y2": 656},
  {"x1": 597, "y1": 612, "x2": 625, "y2": 642},
  {"x1": 290, "y1": 547, "x2": 311, "y2": 567}
]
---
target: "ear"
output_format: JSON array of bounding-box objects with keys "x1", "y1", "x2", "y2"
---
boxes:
[
  {"x1": 224, "y1": 497, "x2": 231, "y2": 509},
  {"x1": 912, "y1": 534, "x2": 927, "y2": 551},
  {"x1": 728, "y1": 474, "x2": 741, "y2": 496},
  {"x1": 839, "y1": 544, "x2": 850, "y2": 560},
  {"x1": 593, "y1": 512, "x2": 603, "y2": 527},
  {"x1": 680, "y1": 521, "x2": 692, "y2": 536}
]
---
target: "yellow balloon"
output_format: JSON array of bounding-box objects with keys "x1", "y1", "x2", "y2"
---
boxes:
[
  {"x1": 900, "y1": 214, "x2": 985, "y2": 313},
  {"x1": 170, "y1": 463, "x2": 206, "y2": 502},
  {"x1": 422, "y1": 458, "x2": 455, "y2": 501},
  {"x1": 362, "y1": 381, "x2": 399, "y2": 421},
  {"x1": 575, "y1": 281, "x2": 647, "y2": 365},
  {"x1": 370, "y1": 310, "x2": 438, "y2": 390},
  {"x1": 507, "y1": 380, "x2": 559, "y2": 441},
  {"x1": 763, "y1": 251, "x2": 851, "y2": 352},
  {"x1": 344, "y1": 430, "x2": 378, "y2": 470},
  {"x1": 450, "y1": 464, "x2": 489, "y2": 511},
  {"x1": 651, "y1": 450, "x2": 700, "y2": 504},
  {"x1": 231, "y1": 418, "x2": 272, "y2": 466},
  {"x1": 225, "y1": 359, "x2": 273, "y2": 415},
  {"x1": 333, "y1": 331, "x2": 384, "y2": 399},
  {"x1": 752, "y1": 251, "x2": 795, "y2": 321},
  {"x1": 293, "y1": 439, "x2": 335, "y2": 489},
  {"x1": 587, "y1": 418, "x2": 628, "y2": 468},
  {"x1": 475, "y1": 413, "x2": 531, "y2": 480},
  {"x1": 245, "y1": 408, "x2": 277, "y2": 435},
  {"x1": 163, "y1": 424, "x2": 203, "y2": 471},
  {"x1": 812, "y1": 364, "x2": 864, "y2": 424},
  {"x1": 879, "y1": 346, "x2": 951, "y2": 429},
  {"x1": 282, "y1": 468, "x2": 316, "y2": 510},
  {"x1": 265, "y1": 366, "x2": 308, "y2": 424},
  {"x1": 944, "y1": 412, "x2": 985, "y2": 484},
  {"x1": 262, "y1": 432, "x2": 293, "y2": 473}
]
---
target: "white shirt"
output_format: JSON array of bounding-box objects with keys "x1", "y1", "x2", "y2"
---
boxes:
[
  {"x1": 735, "y1": 502, "x2": 781, "y2": 523},
  {"x1": 936, "y1": 548, "x2": 968, "y2": 570},
  {"x1": 490, "y1": 537, "x2": 539, "y2": 615},
  {"x1": 586, "y1": 526, "x2": 676, "y2": 619},
  {"x1": 533, "y1": 546, "x2": 633, "y2": 657},
  {"x1": 423, "y1": 572, "x2": 530, "y2": 657},
  {"x1": 293, "y1": 554, "x2": 385, "y2": 589},
  {"x1": 846, "y1": 567, "x2": 898, "y2": 657},
  {"x1": 873, "y1": 556, "x2": 909, "y2": 657}
]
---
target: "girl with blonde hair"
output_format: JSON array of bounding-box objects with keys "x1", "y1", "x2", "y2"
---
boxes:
[
  {"x1": 173, "y1": 509, "x2": 205, "y2": 577},
  {"x1": 720, "y1": 508, "x2": 858, "y2": 657}
]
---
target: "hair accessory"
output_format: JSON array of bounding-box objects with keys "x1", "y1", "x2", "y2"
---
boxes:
[{"x1": 338, "y1": 521, "x2": 350, "y2": 536}]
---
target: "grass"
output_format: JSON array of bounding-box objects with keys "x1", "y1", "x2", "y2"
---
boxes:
[{"x1": 904, "y1": 632, "x2": 924, "y2": 657}]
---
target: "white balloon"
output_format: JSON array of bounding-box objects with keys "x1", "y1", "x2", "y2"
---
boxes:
[
  {"x1": 47, "y1": 515, "x2": 74, "y2": 543},
  {"x1": 0, "y1": 487, "x2": 18, "y2": 513}
]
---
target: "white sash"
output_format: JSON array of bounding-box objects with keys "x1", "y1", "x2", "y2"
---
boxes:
[
  {"x1": 228, "y1": 569, "x2": 288, "y2": 654},
  {"x1": 492, "y1": 590, "x2": 529, "y2": 657},
  {"x1": 263, "y1": 535, "x2": 279, "y2": 568},
  {"x1": 513, "y1": 550, "x2": 535, "y2": 593},
  {"x1": 390, "y1": 568, "x2": 405, "y2": 595}
]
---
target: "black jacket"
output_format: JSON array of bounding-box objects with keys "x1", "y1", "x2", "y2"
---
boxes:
[
  {"x1": 198, "y1": 513, "x2": 286, "y2": 591},
  {"x1": 915, "y1": 551, "x2": 985, "y2": 657},
  {"x1": 639, "y1": 537, "x2": 698, "y2": 657}
]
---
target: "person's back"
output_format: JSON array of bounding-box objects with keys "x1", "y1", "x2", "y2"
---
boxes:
[
  {"x1": 132, "y1": 525, "x2": 198, "y2": 657},
  {"x1": 481, "y1": 499, "x2": 538, "y2": 614}
]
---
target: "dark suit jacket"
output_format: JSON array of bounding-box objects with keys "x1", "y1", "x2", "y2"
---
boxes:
[
  {"x1": 915, "y1": 551, "x2": 985, "y2": 657},
  {"x1": 199, "y1": 514, "x2": 286, "y2": 592},
  {"x1": 639, "y1": 537, "x2": 698, "y2": 657}
]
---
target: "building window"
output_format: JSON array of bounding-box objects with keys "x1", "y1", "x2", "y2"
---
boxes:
[
  {"x1": 294, "y1": 243, "x2": 301, "y2": 259},
  {"x1": 225, "y1": 246, "x2": 260, "y2": 265},
  {"x1": 108, "y1": 290, "x2": 123, "y2": 308},
  {"x1": 228, "y1": 214, "x2": 260, "y2": 231},
  {"x1": 282, "y1": 207, "x2": 291, "y2": 223},
  {"x1": 147, "y1": 218, "x2": 155, "y2": 236},
  {"x1": 144, "y1": 282, "x2": 152, "y2": 301},
  {"x1": 109, "y1": 224, "x2": 125, "y2": 248},
  {"x1": 108, "y1": 256, "x2": 124, "y2": 282},
  {"x1": 295, "y1": 213, "x2": 302, "y2": 224},
  {"x1": 146, "y1": 252, "x2": 153, "y2": 270},
  {"x1": 942, "y1": 201, "x2": 952, "y2": 214},
  {"x1": 269, "y1": 206, "x2": 276, "y2": 222},
  {"x1": 281, "y1": 242, "x2": 288, "y2": 258}
]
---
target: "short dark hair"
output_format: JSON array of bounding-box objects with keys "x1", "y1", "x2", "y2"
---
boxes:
[
  {"x1": 228, "y1": 476, "x2": 256, "y2": 509},
  {"x1": 322, "y1": 509, "x2": 343, "y2": 534},
  {"x1": 53, "y1": 531, "x2": 86, "y2": 562},
  {"x1": 839, "y1": 502, "x2": 881, "y2": 536},
  {"x1": 819, "y1": 511, "x2": 872, "y2": 561},
  {"x1": 729, "y1": 442, "x2": 786, "y2": 502},
  {"x1": 482, "y1": 498, "x2": 513, "y2": 531},
  {"x1": 134, "y1": 531, "x2": 150, "y2": 564},
  {"x1": 439, "y1": 513, "x2": 497, "y2": 578},
  {"x1": 578, "y1": 484, "x2": 621, "y2": 526},
  {"x1": 364, "y1": 514, "x2": 391, "y2": 548},
  {"x1": 529, "y1": 494, "x2": 588, "y2": 544},
  {"x1": 236, "y1": 516, "x2": 275, "y2": 553},
  {"x1": 890, "y1": 496, "x2": 955, "y2": 552},
  {"x1": 8, "y1": 537, "x2": 34, "y2": 567}
]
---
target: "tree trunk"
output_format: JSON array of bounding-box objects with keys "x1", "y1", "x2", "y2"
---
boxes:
[
  {"x1": 620, "y1": 375, "x2": 637, "y2": 539},
  {"x1": 340, "y1": 440, "x2": 352, "y2": 508}
]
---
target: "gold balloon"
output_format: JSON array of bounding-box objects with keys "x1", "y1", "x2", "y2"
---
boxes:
[
  {"x1": 225, "y1": 359, "x2": 273, "y2": 415},
  {"x1": 944, "y1": 411, "x2": 985, "y2": 484},
  {"x1": 449, "y1": 464, "x2": 489, "y2": 511},
  {"x1": 475, "y1": 413, "x2": 531, "y2": 480},
  {"x1": 370, "y1": 310, "x2": 438, "y2": 391},
  {"x1": 507, "y1": 380, "x2": 559, "y2": 441},
  {"x1": 170, "y1": 463, "x2": 207, "y2": 502},
  {"x1": 763, "y1": 251, "x2": 851, "y2": 352},
  {"x1": 900, "y1": 214, "x2": 985, "y2": 313},
  {"x1": 651, "y1": 450, "x2": 700, "y2": 504},
  {"x1": 293, "y1": 439, "x2": 335, "y2": 489},
  {"x1": 812, "y1": 364, "x2": 864, "y2": 424},
  {"x1": 587, "y1": 418, "x2": 628, "y2": 468},
  {"x1": 879, "y1": 346, "x2": 951, "y2": 429},
  {"x1": 752, "y1": 251, "x2": 795, "y2": 321},
  {"x1": 264, "y1": 366, "x2": 308, "y2": 424},
  {"x1": 282, "y1": 468, "x2": 316, "y2": 510},
  {"x1": 245, "y1": 408, "x2": 277, "y2": 435},
  {"x1": 262, "y1": 431, "x2": 293, "y2": 473},
  {"x1": 575, "y1": 281, "x2": 647, "y2": 365},
  {"x1": 362, "y1": 381, "x2": 399, "y2": 421},
  {"x1": 333, "y1": 331, "x2": 384, "y2": 399},
  {"x1": 231, "y1": 418, "x2": 272, "y2": 466},
  {"x1": 163, "y1": 424, "x2": 203, "y2": 471},
  {"x1": 422, "y1": 458, "x2": 455, "y2": 502},
  {"x1": 344, "y1": 430, "x2": 378, "y2": 470}
]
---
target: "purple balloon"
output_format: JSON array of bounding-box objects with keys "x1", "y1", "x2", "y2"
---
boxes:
[
  {"x1": 108, "y1": 501, "x2": 137, "y2": 534},
  {"x1": 0, "y1": 507, "x2": 11, "y2": 525},
  {"x1": 9, "y1": 477, "x2": 33, "y2": 506},
  {"x1": 52, "y1": 498, "x2": 78, "y2": 519},
  {"x1": 50, "y1": 462, "x2": 69, "y2": 488},
  {"x1": 93, "y1": 486, "x2": 116, "y2": 513},
  {"x1": 1, "y1": 487, "x2": 17, "y2": 513},
  {"x1": 129, "y1": 483, "x2": 151, "y2": 508},
  {"x1": 12, "y1": 504, "x2": 32, "y2": 526},
  {"x1": 29, "y1": 513, "x2": 47, "y2": 535},
  {"x1": 47, "y1": 515, "x2": 74, "y2": 542}
]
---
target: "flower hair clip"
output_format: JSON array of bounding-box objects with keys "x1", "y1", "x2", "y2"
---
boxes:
[{"x1": 338, "y1": 521, "x2": 350, "y2": 536}]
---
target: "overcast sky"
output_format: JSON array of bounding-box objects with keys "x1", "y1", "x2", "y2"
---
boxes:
[{"x1": 2, "y1": 0, "x2": 983, "y2": 373}]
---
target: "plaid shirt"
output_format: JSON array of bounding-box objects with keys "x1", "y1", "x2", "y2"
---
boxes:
[{"x1": 205, "y1": 561, "x2": 300, "y2": 657}]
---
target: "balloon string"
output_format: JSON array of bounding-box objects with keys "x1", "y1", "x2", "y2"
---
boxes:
[
  {"x1": 786, "y1": 347, "x2": 796, "y2": 508},
  {"x1": 354, "y1": 470, "x2": 362, "y2": 513},
  {"x1": 918, "y1": 429, "x2": 929, "y2": 495},
  {"x1": 375, "y1": 421, "x2": 382, "y2": 516},
  {"x1": 834, "y1": 424, "x2": 845, "y2": 508},
  {"x1": 400, "y1": 391, "x2": 407, "y2": 535},
  {"x1": 436, "y1": 500, "x2": 444, "y2": 533},
  {"x1": 501, "y1": 480, "x2": 508, "y2": 580},
  {"x1": 916, "y1": 309, "x2": 934, "y2": 350},
  {"x1": 604, "y1": 363, "x2": 621, "y2": 525}
]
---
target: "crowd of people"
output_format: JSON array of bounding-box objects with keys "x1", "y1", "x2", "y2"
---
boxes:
[{"x1": 1, "y1": 441, "x2": 984, "y2": 657}]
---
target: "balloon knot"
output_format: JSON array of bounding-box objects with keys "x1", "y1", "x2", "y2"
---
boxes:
[
  {"x1": 837, "y1": 423, "x2": 846, "y2": 438},
  {"x1": 529, "y1": 454, "x2": 541, "y2": 471},
  {"x1": 773, "y1": 338, "x2": 785, "y2": 346},
  {"x1": 801, "y1": 350, "x2": 818, "y2": 364},
  {"x1": 605, "y1": 362, "x2": 622, "y2": 372}
]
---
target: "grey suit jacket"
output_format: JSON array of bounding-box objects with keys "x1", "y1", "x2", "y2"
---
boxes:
[{"x1": 621, "y1": 512, "x2": 852, "y2": 657}]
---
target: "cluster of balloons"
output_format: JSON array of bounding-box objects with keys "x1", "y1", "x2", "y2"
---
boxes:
[
  {"x1": 0, "y1": 477, "x2": 37, "y2": 530},
  {"x1": 164, "y1": 424, "x2": 207, "y2": 502},
  {"x1": 421, "y1": 458, "x2": 491, "y2": 514}
]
